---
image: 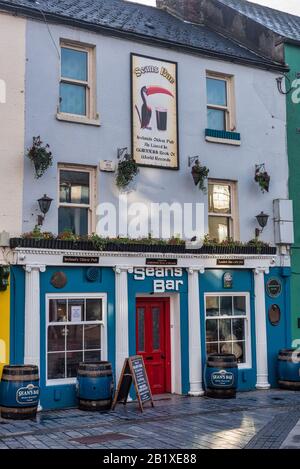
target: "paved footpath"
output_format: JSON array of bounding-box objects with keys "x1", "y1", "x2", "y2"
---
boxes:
[{"x1": 1, "y1": 390, "x2": 300, "y2": 449}]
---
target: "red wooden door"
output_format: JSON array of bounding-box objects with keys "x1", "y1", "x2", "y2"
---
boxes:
[{"x1": 136, "y1": 298, "x2": 171, "y2": 395}]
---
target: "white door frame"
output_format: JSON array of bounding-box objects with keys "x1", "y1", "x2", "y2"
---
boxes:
[{"x1": 136, "y1": 293, "x2": 182, "y2": 395}]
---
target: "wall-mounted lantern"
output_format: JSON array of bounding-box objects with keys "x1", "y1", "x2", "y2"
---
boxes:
[
  {"x1": 37, "y1": 194, "x2": 53, "y2": 226},
  {"x1": 188, "y1": 156, "x2": 209, "y2": 193},
  {"x1": 0, "y1": 266, "x2": 9, "y2": 291},
  {"x1": 255, "y1": 211, "x2": 269, "y2": 238}
]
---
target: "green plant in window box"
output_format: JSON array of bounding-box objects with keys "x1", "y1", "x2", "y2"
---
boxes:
[
  {"x1": 116, "y1": 150, "x2": 139, "y2": 190},
  {"x1": 255, "y1": 164, "x2": 270, "y2": 193},
  {"x1": 57, "y1": 229, "x2": 79, "y2": 241},
  {"x1": 26, "y1": 136, "x2": 53, "y2": 179},
  {"x1": 191, "y1": 160, "x2": 210, "y2": 193},
  {"x1": 21, "y1": 225, "x2": 54, "y2": 240}
]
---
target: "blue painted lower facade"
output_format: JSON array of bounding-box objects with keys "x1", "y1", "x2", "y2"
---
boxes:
[{"x1": 7, "y1": 263, "x2": 291, "y2": 410}]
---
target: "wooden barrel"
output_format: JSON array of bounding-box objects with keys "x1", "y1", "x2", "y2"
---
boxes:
[
  {"x1": 0, "y1": 365, "x2": 40, "y2": 420},
  {"x1": 278, "y1": 349, "x2": 300, "y2": 390},
  {"x1": 77, "y1": 362, "x2": 114, "y2": 411},
  {"x1": 204, "y1": 354, "x2": 238, "y2": 399}
]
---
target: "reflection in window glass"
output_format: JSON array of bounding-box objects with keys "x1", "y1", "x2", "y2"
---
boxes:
[
  {"x1": 84, "y1": 350, "x2": 101, "y2": 363},
  {"x1": 67, "y1": 351, "x2": 83, "y2": 378},
  {"x1": 60, "y1": 82, "x2": 86, "y2": 116},
  {"x1": 58, "y1": 206, "x2": 89, "y2": 236},
  {"x1": 59, "y1": 171, "x2": 90, "y2": 205},
  {"x1": 48, "y1": 326, "x2": 65, "y2": 352},
  {"x1": 219, "y1": 318, "x2": 232, "y2": 341},
  {"x1": 49, "y1": 299, "x2": 67, "y2": 323},
  {"x1": 207, "y1": 78, "x2": 227, "y2": 106},
  {"x1": 209, "y1": 216, "x2": 229, "y2": 242},
  {"x1": 84, "y1": 325, "x2": 101, "y2": 350},
  {"x1": 61, "y1": 48, "x2": 88, "y2": 81},
  {"x1": 86, "y1": 299, "x2": 102, "y2": 322},
  {"x1": 207, "y1": 108, "x2": 226, "y2": 131},
  {"x1": 67, "y1": 325, "x2": 83, "y2": 351},
  {"x1": 209, "y1": 185, "x2": 231, "y2": 214},
  {"x1": 220, "y1": 296, "x2": 233, "y2": 316},
  {"x1": 152, "y1": 307, "x2": 160, "y2": 350},
  {"x1": 48, "y1": 353, "x2": 65, "y2": 380},
  {"x1": 206, "y1": 342, "x2": 218, "y2": 355},
  {"x1": 233, "y1": 318, "x2": 245, "y2": 341},
  {"x1": 233, "y1": 297, "x2": 246, "y2": 316},
  {"x1": 206, "y1": 296, "x2": 219, "y2": 317},
  {"x1": 206, "y1": 319, "x2": 218, "y2": 342}
]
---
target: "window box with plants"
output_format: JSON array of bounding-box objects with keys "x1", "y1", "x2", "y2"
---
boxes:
[{"x1": 10, "y1": 231, "x2": 276, "y2": 255}]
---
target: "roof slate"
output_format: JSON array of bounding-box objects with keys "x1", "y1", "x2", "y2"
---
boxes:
[
  {"x1": 217, "y1": 0, "x2": 300, "y2": 42},
  {"x1": 0, "y1": 0, "x2": 283, "y2": 68}
]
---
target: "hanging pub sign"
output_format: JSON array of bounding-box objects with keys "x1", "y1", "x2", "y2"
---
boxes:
[
  {"x1": 266, "y1": 278, "x2": 282, "y2": 298},
  {"x1": 131, "y1": 53, "x2": 179, "y2": 170},
  {"x1": 112, "y1": 356, "x2": 154, "y2": 413}
]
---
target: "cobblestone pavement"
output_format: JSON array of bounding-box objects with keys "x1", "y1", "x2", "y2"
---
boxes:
[{"x1": 0, "y1": 390, "x2": 300, "y2": 449}]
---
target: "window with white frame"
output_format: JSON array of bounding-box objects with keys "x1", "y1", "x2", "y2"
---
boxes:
[
  {"x1": 206, "y1": 72, "x2": 235, "y2": 131},
  {"x1": 208, "y1": 180, "x2": 239, "y2": 242},
  {"x1": 205, "y1": 294, "x2": 251, "y2": 366},
  {"x1": 47, "y1": 294, "x2": 106, "y2": 382},
  {"x1": 59, "y1": 41, "x2": 96, "y2": 120},
  {"x1": 58, "y1": 165, "x2": 96, "y2": 236}
]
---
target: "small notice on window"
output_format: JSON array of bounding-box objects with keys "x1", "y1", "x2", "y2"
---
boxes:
[{"x1": 71, "y1": 306, "x2": 82, "y2": 322}]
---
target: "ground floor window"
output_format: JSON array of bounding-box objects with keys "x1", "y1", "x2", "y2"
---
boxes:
[
  {"x1": 205, "y1": 293, "x2": 251, "y2": 367},
  {"x1": 46, "y1": 294, "x2": 106, "y2": 383}
]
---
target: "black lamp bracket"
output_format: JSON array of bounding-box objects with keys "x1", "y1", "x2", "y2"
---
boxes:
[
  {"x1": 255, "y1": 163, "x2": 266, "y2": 174},
  {"x1": 117, "y1": 147, "x2": 131, "y2": 161},
  {"x1": 188, "y1": 156, "x2": 200, "y2": 167}
]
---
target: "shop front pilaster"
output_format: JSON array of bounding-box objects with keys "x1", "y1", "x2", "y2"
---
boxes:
[
  {"x1": 254, "y1": 267, "x2": 270, "y2": 390},
  {"x1": 187, "y1": 267, "x2": 205, "y2": 396},
  {"x1": 114, "y1": 266, "x2": 133, "y2": 381}
]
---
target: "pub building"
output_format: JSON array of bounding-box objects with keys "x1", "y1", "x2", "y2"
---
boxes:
[
  {"x1": 6, "y1": 242, "x2": 291, "y2": 410},
  {"x1": 0, "y1": 0, "x2": 294, "y2": 411}
]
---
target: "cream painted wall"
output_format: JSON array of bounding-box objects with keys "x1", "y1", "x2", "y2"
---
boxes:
[{"x1": 0, "y1": 13, "x2": 25, "y2": 236}]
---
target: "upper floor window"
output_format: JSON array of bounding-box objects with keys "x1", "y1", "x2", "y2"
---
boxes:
[
  {"x1": 58, "y1": 165, "x2": 96, "y2": 236},
  {"x1": 208, "y1": 180, "x2": 239, "y2": 242},
  {"x1": 58, "y1": 41, "x2": 98, "y2": 124},
  {"x1": 206, "y1": 72, "x2": 235, "y2": 132}
]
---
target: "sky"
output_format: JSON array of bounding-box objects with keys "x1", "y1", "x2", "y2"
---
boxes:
[{"x1": 127, "y1": 0, "x2": 300, "y2": 16}]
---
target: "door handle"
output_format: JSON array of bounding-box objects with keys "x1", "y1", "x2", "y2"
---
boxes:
[
  {"x1": 146, "y1": 356, "x2": 153, "y2": 360},
  {"x1": 161, "y1": 354, "x2": 166, "y2": 359}
]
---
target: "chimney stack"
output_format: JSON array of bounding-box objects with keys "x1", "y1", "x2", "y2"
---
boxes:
[{"x1": 156, "y1": 0, "x2": 204, "y2": 24}]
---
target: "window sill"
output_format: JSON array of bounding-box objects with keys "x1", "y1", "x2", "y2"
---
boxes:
[
  {"x1": 56, "y1": 112, "x2": 101, "y2": 127},
  {"x1": 47, "y1": 378, "x2": 76, "y2": 386},
  {"x1": 205, "y1": 129, "x2": 241, "y2": 146}
]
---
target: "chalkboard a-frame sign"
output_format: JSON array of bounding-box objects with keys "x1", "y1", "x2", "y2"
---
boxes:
[{"x1": 112, "y1": 356, "x2": 154, "y2": 413}]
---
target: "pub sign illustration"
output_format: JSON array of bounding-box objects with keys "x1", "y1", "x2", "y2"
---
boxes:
[{"x1": 131, "y1": 54, "x2": 179, "y2": 169}]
